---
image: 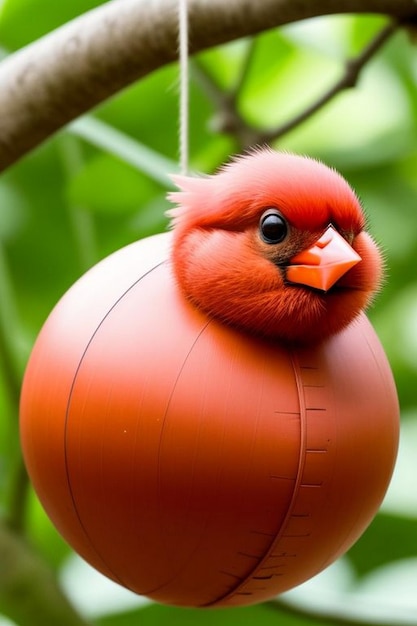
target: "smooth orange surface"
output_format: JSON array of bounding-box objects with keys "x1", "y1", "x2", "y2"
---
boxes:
[
  {"x1": 20, "y1": 232, "x2": 399, "y2": 607},
  {"x1": 287, "y1": 226, "x2": 362, "y2": 292}
]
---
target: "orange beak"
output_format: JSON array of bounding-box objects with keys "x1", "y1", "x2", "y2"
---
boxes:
[{"x1": 286, "y1": 225, "x2": 361, "y2": 292}]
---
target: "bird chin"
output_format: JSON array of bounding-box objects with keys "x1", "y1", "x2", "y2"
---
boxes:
[
  {"x1": 299, "y1": 279, "x2": 360, "y2": 296},
  {"x1": 312, "y1": 284, "x2": 352, "y2": 295}
]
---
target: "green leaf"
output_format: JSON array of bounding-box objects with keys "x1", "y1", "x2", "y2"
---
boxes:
[
  {"x1": 0, "y1": 181, "x2": 28, "y2": 242},
  {"x1": 93, "y1": 67, "x2": 181, "y2": 163},
  {"x1": 97, "y1": 601, "x2": 314, "y2": 626},
  {"x1": 69, "y1": 118, "x2": 178, "y2": 187},
  {"x1": 3, "y1": 140, "x2": 88, "y2": 334},
  {"x1": 67, "y1": 153, "x2": 163, "y2": 216},
  {"x1": 347, "y1": 513, "x2": 417, "y2": 578},
  {"x1": 348, "y1": 14, "x2": 390, "y2": 55},
  {"x1": 128, "y1": 195, "x2": 170, "y2": 239},
  {"x1": 198, "y1": 39, "x2": 255, "y2": 90},
  {"x1": 239, "y1": 31, "x2": 318, "y2": 129}
]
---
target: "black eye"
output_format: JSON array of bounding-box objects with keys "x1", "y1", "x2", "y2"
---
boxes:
[{"x1": 259, "y1": 209, "x2": 288, "y2": 244}]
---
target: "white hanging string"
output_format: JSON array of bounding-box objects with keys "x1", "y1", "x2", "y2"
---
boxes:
[{"x1": 178, "y1": 0, "x2": 189, "y2": 175}]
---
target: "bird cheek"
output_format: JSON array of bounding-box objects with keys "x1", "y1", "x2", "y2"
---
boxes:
[
  {"x1": 338, "y1": 232, "x2": 383, "y2": 295},
  {"x1": 356, "y1": 232, "x2": 384, "y2": 287}
]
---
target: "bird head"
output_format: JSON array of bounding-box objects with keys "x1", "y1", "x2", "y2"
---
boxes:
[{"x1": 168, "y1": 149, "x2": 383, "y2": 345}]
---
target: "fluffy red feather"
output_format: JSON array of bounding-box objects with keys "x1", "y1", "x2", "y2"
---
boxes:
[{"x1": 168, "y1": 149, "x2": 383, "y2": 345}]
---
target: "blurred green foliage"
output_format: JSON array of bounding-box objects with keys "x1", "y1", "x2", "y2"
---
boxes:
[
  {"x1": 97, "y1": 603, "x2": 314, "y2": 626},
  {"x1": 0, "y1": 1, "x2": 416, "y2": 625}
]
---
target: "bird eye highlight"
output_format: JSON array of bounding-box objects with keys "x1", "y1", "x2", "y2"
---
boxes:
[{"x1": 259, "y1": 209, "x2": 288, "y2": 244}]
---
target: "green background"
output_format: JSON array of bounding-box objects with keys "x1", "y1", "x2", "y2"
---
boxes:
[{"x1": 0, "y1": 2, "x2": 416, "y2": 625}]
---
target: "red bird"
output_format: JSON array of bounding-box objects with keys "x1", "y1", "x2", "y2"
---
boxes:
[{"x1": 168, "y1": 149, "x2": 383, "y2": 345}]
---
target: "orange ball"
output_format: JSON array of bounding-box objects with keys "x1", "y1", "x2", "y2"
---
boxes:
[{"x1": 20, "y1": 232, "x2": 399, "y2": 608}]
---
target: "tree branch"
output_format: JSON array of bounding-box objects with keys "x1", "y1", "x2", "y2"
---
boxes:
[
  {"x1": 192, "y1": 39, "x2": 263, "y2": 149},
  {"x1": 191, "y1": 19, "x2": 400, "y2": 149},
  {"x1": 0, "y1": 0, "x2": 416, "y2": 172}
]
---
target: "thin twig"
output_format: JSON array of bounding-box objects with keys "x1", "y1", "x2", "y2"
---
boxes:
[
  {"x1": 193, "y1": 19, "x2": 400, "y2": 149},
  {"x1": 229, "y1": 38, "x2": 258, "y2": 104},
  {"x1": 191, "y1": 57, "x2": 259, "y2": 149},
  {"x1": 261, "y1": 19, "x2": 399, "y2": 144}
]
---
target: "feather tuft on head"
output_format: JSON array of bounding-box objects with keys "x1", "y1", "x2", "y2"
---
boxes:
[
  {"x1": 167, "y1": 174, "x2": 212, "y2": 228},
  {"x1": 167, "y1": 148, "x2": 364, "y2": 235}
]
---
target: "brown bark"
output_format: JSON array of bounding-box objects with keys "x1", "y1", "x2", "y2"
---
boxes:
[{"x1": 0, "y1": 0, "x2": 415, "y2": 171}]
